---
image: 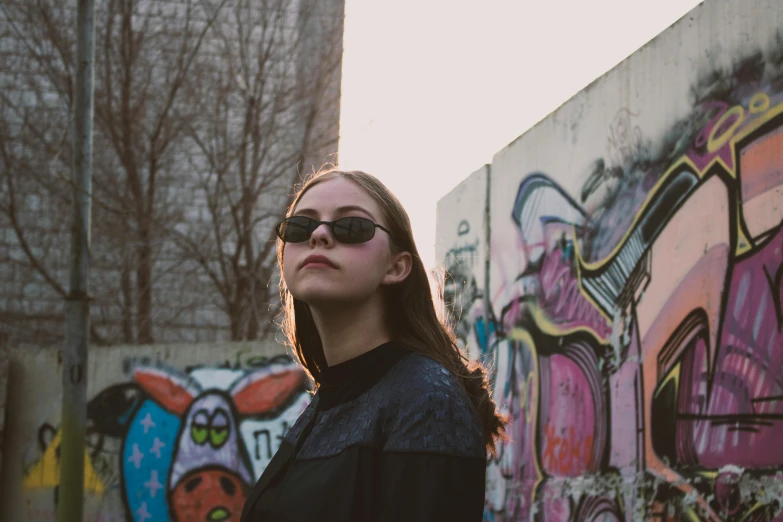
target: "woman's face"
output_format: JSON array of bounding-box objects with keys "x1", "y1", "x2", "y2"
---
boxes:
[{"x1": 282, "y1": 177, "x2": 397, "y2": 307}]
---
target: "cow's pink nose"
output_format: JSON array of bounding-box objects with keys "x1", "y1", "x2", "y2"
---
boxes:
[{"x1": 170, "y1": 469, "x2": 248, "y2": 522}]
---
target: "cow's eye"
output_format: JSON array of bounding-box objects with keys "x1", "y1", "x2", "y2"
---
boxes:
[
  {"x1": 209, "y1": 426, "x2": 229, "y2": 448},
  {"x1": 191, "y1": 425, "x2": 208, "y2": 444},
  {"x1": 191, "y1": 409, "x2": 209, "y2": 444},
  {"x1": 208, "y1": 409, "x2": 230, "y2": 448}
]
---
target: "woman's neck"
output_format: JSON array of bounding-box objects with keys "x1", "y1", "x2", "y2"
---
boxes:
[{"x1": 310, "y1": 294, "x2": 391, "y2": 367}]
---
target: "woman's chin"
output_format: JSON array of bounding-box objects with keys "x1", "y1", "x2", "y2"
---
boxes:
[
  {"x1": 295, "y1": 288, "x2": 371, "y2": 309},
  {"x1": 295, "y1": 288, "x2": 348, "y2": 306}
]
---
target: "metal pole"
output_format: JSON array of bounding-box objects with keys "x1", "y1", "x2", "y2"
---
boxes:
[{"x1": 58, "y1": 0, "x2": 95, "y2": 520}]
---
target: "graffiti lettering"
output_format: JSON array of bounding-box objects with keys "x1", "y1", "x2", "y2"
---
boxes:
[
  {"x1": 606, "y1": 108, "x2": 643, "y2": 168},
  {"x1": 252, "y1": 420, "x2": 290, "y2": 460},
  {"x1": 541, "y1": 425, "x2": 594, "y2": 476},
  {"x1": 253, "y1": 429, "x2": 271, "y2": 460},
  {"x1": 124, "y1": 353, "x2": 295, "y2": 376}
]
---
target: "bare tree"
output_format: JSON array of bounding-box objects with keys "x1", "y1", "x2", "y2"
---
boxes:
[
  {"x1": 90, "y1": 0, "x2": 231, "y2": 343},
  {"x1": 0, "y1": 0, "x2": 229, "y2": 346},
  {"x1": 172, "y1": 0, "x2": 344, "y2": 341},
  {"x1": 0, "y1": 0, "x2": 343, "y2": 348},
  {"x1": 0, "y1": 0, "x2": 89, "y2": 347}
]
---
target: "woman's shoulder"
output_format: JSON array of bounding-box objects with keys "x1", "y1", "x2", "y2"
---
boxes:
[
  {"x1": 384, "y1": 352, "x2": 465, "y2": 397},
  {"x1": 379, "y1": 353, "x2": 486, "y2": 458},
  {"x1": 282, "y1": 391, "x2": 319, "y2": 446}
]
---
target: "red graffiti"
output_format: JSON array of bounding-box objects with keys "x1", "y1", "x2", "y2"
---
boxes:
[
  {"x1": 170, "y1": 469, "x2": 248, "y2": 522},
  {"x1": 541, "y1": 424, "x2": 594, "y2": 476}
]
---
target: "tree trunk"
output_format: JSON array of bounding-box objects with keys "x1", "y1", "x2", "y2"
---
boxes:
[
  {"x1": 120, "y1": 247, "x2": 134, "y2": 343},
  {"x1": 242, "y1": 185, "x2": 258, "y2": 340},
  {"x1": 229, "y1": 300, "x2": 244, "y2": 341},
  {"x1": 136, "y1": 222, "x2": 153, "y2": 344},
  {"x1": 247, "y1": 297, "x2": 259, "y2": 341}
]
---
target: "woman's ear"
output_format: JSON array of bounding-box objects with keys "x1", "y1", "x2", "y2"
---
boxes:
[{"x1": 382, "y1": 251, "x2": 413, "y2": 285}]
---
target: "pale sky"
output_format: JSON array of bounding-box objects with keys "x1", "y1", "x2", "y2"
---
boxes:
[{"x1": 337, "y1": 0, "x2": 704, "y2": 271}]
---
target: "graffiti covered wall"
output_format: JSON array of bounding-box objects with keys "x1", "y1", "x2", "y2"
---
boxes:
[
  {"x1": 436, "y1": 165, "x2": 492, "y2": 363},
  {"x1": 0, "y1": 343, "x2": 310, "y2": 522},
  {"x1": 436, "y1": 0, "x2": 783, "y2": 520}
]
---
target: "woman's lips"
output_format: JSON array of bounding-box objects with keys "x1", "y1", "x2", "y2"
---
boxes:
[
  {"x1": 302, "y1": 262, "x2": 335, "y2": 269},
  {"x1": 301, "y1": 254, "x2": 337, "y2": 268}
]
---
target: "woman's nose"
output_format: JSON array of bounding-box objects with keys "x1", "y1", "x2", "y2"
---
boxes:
[{"x1": 309, "y1": 223, "x2": 333, "y2": 244}]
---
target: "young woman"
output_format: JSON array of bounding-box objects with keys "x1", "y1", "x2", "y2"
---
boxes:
[{"x1": 240, "y1": 170, "x2": 506, "y2": 521}]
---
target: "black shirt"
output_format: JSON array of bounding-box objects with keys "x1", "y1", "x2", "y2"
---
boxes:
[{"x1": 240, "y1": 341, "x2": 487, "y2": 521}]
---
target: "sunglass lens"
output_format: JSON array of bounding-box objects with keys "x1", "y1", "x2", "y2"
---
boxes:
[
  {"x1": 279, "y1": 217, "x2": 313, "y2": 243},
  {"x1": 333, "y1": 217, "x2": 374, "y2": 244}
]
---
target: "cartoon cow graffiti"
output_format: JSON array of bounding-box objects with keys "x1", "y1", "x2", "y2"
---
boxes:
[{"x1": 129, "y1": 362, "x2": 307, "y2": 522}]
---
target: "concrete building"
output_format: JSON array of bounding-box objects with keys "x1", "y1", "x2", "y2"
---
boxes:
[{"x1": 0, "y1": 0, "x2": 345, "y2": 349}]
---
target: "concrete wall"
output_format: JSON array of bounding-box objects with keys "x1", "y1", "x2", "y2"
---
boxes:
[
  {"x1": 435, "y1": 165, "x2": 491, "y2": 363},
  {"x1": 436, "y1": 0, "x2": 783, "y2": 520},
  {"x1": 0, "y1": 342, "x2": 310, "y2": 522}
]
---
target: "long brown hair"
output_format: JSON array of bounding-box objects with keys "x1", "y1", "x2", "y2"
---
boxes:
[{"x1": 276, "y1": 169, "x2": 507, "y2": 454}]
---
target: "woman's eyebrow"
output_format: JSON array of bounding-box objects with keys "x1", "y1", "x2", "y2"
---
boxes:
[{"x1": 294, "y1": 205, "x2": 375, "y2": 220}]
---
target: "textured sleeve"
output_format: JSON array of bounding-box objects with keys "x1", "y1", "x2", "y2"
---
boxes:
[
  {"x1": 376, "y1": 356, "x2": 487, "y2": 521},
  {"x1": 382, "y1": 357, "x2": 486, "y2": 458}
]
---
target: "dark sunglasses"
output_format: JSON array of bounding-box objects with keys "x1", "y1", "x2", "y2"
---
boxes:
[{"x1": 276, "y1": 216, "x2": 397, "y2": 245}]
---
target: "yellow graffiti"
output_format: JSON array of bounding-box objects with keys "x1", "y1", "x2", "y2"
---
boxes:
[
  {"x1": 519, "y1": 374, "x2": 537, "y2": 421},
  {"x1": 495, "y1": 297, "x2": 611, "y2": 359},
  {"x1": 575, "y1": 97, "x2": 783, "y2": 308},
  {"x1": 529, "y1": 301, "x2": 610, "y2": 344},
  {"x1": 507, "y1": 327, "x2": 540, "y2": 425},
  {"x1": 707, "y1": 105, "x2": 745, "y2": 153},
  {"x1": 749, "y1": 92, "x2": 770, "y2": 114},
  {"x1": 23, "y1": 430, "x2": 105, "y2": 493},
  {"x1": 655, "y1": 362, "x2": 681, "y2": 402}
]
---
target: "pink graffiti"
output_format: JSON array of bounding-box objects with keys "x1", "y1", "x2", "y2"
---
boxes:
[
  {"x1": 538, "y1": 244, "x2": 612, "y2": 339},
  {"x1": 541, "y1": 425, "x2": 595, "y2": 477},
  {"x1": 538, "y1": 350, "x2": 602, "y2": 477},
  {"x1": 677, "y1": 224, "x2": 783, "y2": 469}
]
